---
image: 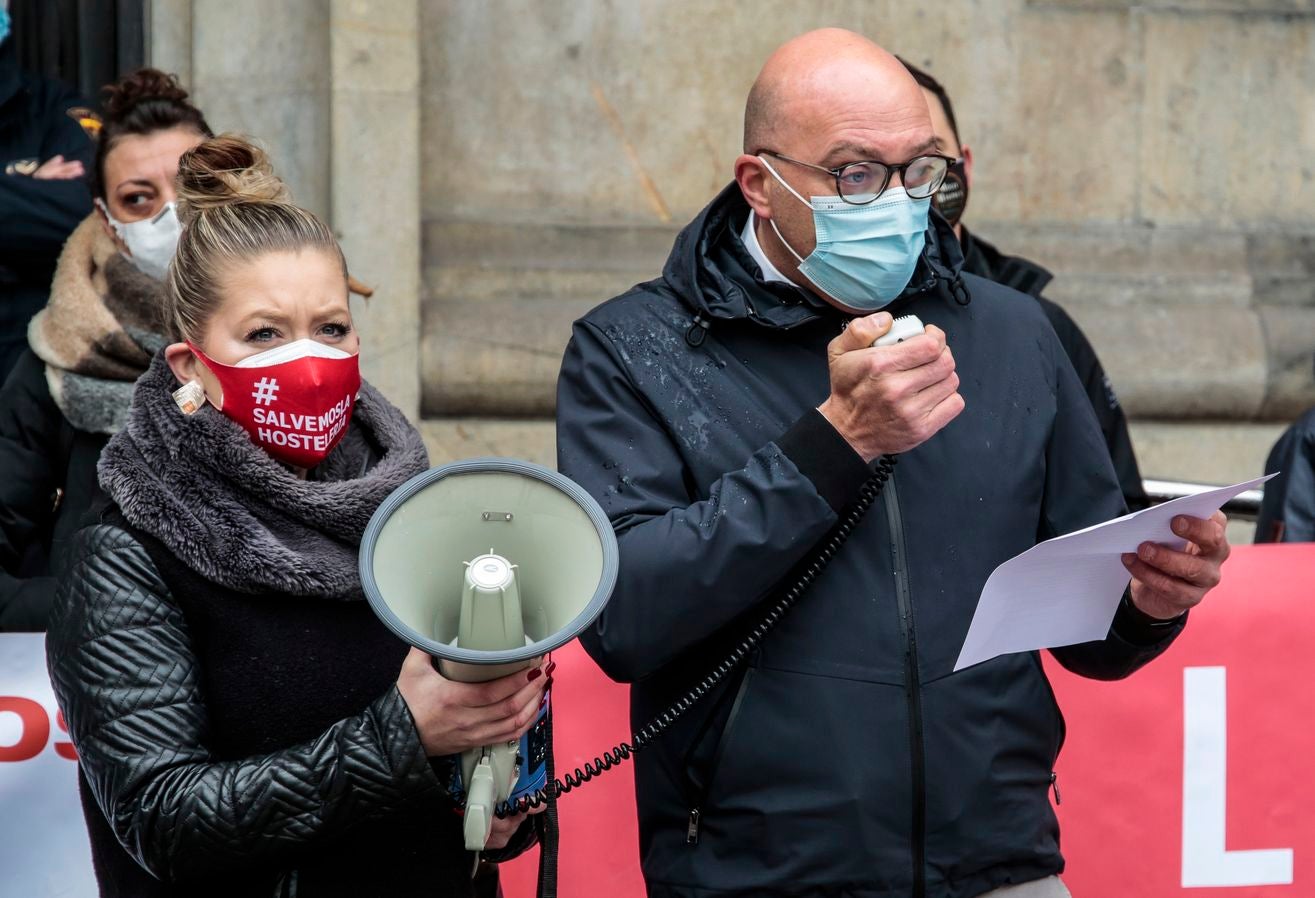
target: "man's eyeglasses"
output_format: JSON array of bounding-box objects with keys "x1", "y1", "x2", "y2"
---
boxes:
[{"x1": 760, "y1": 150, "x2": 954, "y2": 205}]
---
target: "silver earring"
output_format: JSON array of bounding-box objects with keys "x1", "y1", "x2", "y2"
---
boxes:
[{"x1": 172, "y1": 379, "x2": 207, "y2": 415}]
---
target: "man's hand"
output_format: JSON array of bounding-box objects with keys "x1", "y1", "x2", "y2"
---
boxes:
[
  {"x1": 1123, "y1": 511, "x2": 1230, "y2": 620},
  {"x1": 817, "y1": 311, "x2": 965, "y2": 462},
  {"x1": 32, "y1": 155, "x2": 85, "y2": 180}
]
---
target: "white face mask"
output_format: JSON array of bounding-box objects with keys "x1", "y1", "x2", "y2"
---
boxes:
[
  {"x1": 97, "y1": 200, "x2": 182, "y2": 282},
  {"x1": 235, "y1": 338, "x2": 354, "y2": 368}
]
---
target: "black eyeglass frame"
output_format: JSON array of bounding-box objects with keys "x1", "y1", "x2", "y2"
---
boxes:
[{"x1": 759, "y1": 149, "x2": 956, "y2": 205}]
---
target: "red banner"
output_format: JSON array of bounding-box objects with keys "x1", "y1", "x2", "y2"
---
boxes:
[
  {"x1": 502, "y1": 543, "x2": 1315, "y2": 897},
  {"x1": 3, "y1": 545, "x2": 1309, "y2": 895},
  {"x1": 1049, "y1": 543, "x2": 1313, "y2": 897},
  {"x1": 500, "y1": 640, "x2": 642, "y2": 897}
]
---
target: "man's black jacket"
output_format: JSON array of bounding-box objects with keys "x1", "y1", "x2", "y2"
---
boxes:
[
  {"x1": 958, "y1": 226, "x2": 1147, "y2": 509},
  {"x1": 0, "y1": 38, "x2": 95, "y2": 381},
  {"x1": 557, "y1": 187, "x2": 1182, "y2": 898},
  {"x1": 1256, "y1": 406, "x2": 1315, "y2": 543}
]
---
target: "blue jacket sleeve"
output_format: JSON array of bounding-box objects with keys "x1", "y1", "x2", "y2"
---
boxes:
[
  {"x1": 0, "y1": 175, "x2": 92, "y2": 257},
  {"x1": 556, "y1": 320, "x2": 872, "y2": 683},
  {"x1": 38, "y1": 88, "x2": 98, "y2": 169},
  {"x1": 0, "y1": 87, "x2": 95, "y2": 258},
  {"x1": 1255, "y1": 412, "x2": 1315, "y2": 543}
]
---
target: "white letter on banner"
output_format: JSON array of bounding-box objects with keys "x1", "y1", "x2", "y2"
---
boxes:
[{"x1": 1181, "y1": 666, "x2": 1293, "y2": 887}]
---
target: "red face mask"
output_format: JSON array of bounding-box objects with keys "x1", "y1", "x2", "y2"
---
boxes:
[{"x1": 188, "y1": 339, "x2": 362, "y2": 469}]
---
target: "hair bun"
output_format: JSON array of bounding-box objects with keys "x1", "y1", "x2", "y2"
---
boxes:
[
  {"x1": 176, "y1": 134, "x2": 292, "y2": 221},
  {"x1": 101, "y1": 68, "x2": 191, "y2": 122}
]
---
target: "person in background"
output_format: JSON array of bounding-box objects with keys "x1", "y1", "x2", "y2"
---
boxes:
[
  {"x1": 0, "y1": 68, "x2": 210, "y2": 632},
  {"x1": 47, "y1": 134, "x2": 543, "y2": 897},
  {"x1": 0, "y1": 0, "x2": 98, "y2": 380},
  {"x1": 1255, "y1": 404, "x2": 1315, "y2": 542},
  {"x1": 900, "y1": 57, "x2": 1149, "y2": 510}
]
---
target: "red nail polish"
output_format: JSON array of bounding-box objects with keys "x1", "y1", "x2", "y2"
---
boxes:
[
  {"x1": 527, "y1": 668, "x2": 542, "y2": 682},
  {"x1": 545, "y1": 662, "x2": 557, "y2": 677}
]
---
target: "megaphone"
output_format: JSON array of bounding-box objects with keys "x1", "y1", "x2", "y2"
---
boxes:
[{"x1": 360, "y1": 458, "x2": 618, "y2": 851}]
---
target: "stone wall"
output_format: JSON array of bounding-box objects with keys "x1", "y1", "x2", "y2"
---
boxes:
[
  {"x1": 149, "y1": 0, "x2": 423, "y2": 419},
  {"x1": 149, "y1": 0, "x2": 1315, "y2": 490},
  {"x1": 418, "y1": 0, "x2": 1315, "y2": 423}
]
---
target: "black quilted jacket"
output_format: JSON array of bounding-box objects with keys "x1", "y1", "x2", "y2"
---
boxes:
[
  {"x1": 45, "y1": 360, "x2": 531, "y2": 896},
  {"x1": 48, "y1": 519, "x2": 494, "y2": 897}
]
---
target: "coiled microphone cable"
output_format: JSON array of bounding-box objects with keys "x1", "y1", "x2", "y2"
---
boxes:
[{"x1": 498, "y1": 453, "x2": 898, "y2": 819}]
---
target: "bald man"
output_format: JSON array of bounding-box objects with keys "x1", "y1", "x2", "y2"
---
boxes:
[{"x1": 557, "y1": 29, "x2": 1229, "y2": 898}]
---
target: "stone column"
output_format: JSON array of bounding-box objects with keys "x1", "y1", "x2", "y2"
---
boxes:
[
  {"x1": 147, "y1": 0, "x2": 421, "y2": 419},
  {"x1": 188, "y1": 0, "x2": 332, "y2": 217},
  {"x1": 330, "y1": 0, "x2": 422, "y2": 419},
  {"x1": 147, "y1": 0, "x2": 192, "y2": 86}
]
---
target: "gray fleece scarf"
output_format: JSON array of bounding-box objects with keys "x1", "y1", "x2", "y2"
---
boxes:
[
  {"x1": 98, "y1": 352, "x2": 429, "y2": 599},
  {"x1": 28, "y1": 215, "x2": 168, "y2": 435}
]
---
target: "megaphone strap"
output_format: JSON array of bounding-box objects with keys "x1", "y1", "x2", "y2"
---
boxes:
[{"x1": 533, "y1": 708, "x2": 561, "y2": 898}]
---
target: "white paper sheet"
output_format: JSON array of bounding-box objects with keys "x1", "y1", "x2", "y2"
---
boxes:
[{"x1": 953, "y1": 475, "x2": 1276, "y2": 672}]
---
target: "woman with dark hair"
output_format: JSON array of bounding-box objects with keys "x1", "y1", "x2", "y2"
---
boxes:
[
  {"x1": 46, "y1": 133, "x2": 543, "y2": 896},
  {"x1": 0, "y1": 68, "x2": 212, "y2": 630}
]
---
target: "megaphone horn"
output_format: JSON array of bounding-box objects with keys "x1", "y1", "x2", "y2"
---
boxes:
[{"x1": 359, "y1": 458, "x2": 618, "y2": 851}]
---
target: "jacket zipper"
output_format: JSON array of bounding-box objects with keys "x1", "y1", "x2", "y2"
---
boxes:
[
  {"x1": 686, "y1": 808, "x2": 701, "y2": 845},
  {"x1": 686, "y1": 668, "x2": 755, "y2": 846},
  {"x1": 884, "y1": 477, "x2": 926, "y2": 898}
]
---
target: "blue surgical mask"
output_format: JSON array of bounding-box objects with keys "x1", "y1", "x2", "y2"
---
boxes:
[{"x1": 760, "y1": 155, "x2": 930, "y2": 311}]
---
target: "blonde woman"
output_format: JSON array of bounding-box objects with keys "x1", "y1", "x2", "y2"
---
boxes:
[{"x1": 47, "y1": 135, "x2": 543, "y2": 897}]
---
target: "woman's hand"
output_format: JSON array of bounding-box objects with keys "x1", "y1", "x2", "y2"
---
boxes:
[{"x1": 396, "y1": 648, "x2": 549, "y2": 757}]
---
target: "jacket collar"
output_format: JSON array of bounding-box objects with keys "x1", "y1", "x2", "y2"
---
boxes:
[{"x1": 958, "y1": 225, "x2": 1054, "y2": 298}]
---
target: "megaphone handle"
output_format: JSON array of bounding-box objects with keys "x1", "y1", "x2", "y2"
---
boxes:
[
  {"x1": 497, "y1": 456, "x2": 899, "y2": 820},
  {"x1": 463, "y1": 756, "x2": 497, "y2": 851}
]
